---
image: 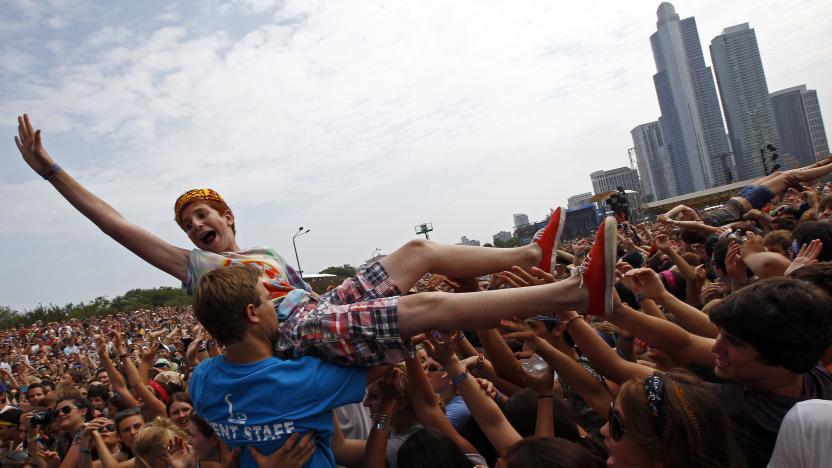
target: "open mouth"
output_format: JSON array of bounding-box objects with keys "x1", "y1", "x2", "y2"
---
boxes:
[{"x1": 200, "y1": 231, "x2": 217, "y2": 245}]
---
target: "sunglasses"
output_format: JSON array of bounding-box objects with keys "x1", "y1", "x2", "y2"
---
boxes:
[
  {"x1": 608, "y1": 401, "x2": 625, "y2": 441},
  {"x1": 100, "y1": 423, "x2": 116, "y2": 433},
  {"x1": 57, "y1": 405, "x2": 76, "y2": 415},
  {"x1": 426, "y1": 364, "x2": 444, "y2": 373}
]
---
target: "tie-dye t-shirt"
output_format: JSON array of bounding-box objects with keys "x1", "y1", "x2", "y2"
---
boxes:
[{"x1": 183, "y1": 247, "x2": 312, "y2": 319}]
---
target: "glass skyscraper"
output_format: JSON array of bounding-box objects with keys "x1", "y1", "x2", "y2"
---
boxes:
[{"x1": 650, "y1": 3, "x2": 732, "y2": 196}]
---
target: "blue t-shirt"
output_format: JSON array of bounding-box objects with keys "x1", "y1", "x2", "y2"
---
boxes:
[{"x1": 189, "y1": 355, "x2": 368, "y2": 468}]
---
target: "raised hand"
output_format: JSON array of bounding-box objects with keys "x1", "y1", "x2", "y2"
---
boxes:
[
  {"x1": 14, "y1": 114, "x2": 55, "y2": 176},
  {"x1": 785, "y1": 239, "x2": 823, "y2": 276},
  {"x1": 620, "y1": 268, "x2": 668, "y2": 300},
  {"x1": 500, "y1": 266, "x2": 555, "y2": 288},
  {"x1": 165, "y1": 436, "x2": 195, "y2": 468},
  {"x1": 725, "y1": 241, "x2": 747, "y2": 282},
  {"x1": 739, "y1": 231, "x2": 766, "y2": 256},
  {"x1": 654, "y1": 233, "x2": 673, "y2": 253},
  {"x1": 426, "y1": 331, "x2": 460, "y2": 367}
]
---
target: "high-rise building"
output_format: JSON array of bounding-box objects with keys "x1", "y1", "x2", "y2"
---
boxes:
[
  {"x1": 650, "y1": 3, "x2": 732, "y2": 195},
  {"x1": 513, "y1": 213, "x2": 529, "y2": 227},
  {"x1": 492, "y1": 231, "x2": 512, "y2": 243},
  {"x1": 771, "y1": 85, "x2": 830, "y2": 166},
  {"x1": 455, "y1": 236, "x2": 481, "y2": 246},
  {"x1": 710, "y1": 23, "x2": 779, "y2": 180},
  {"x1": 567, "y1": 192, "x2": 593, "y2": 209},
  {"x1": 590, "y1": 167, "x2": 641, "y2": 195},
  {"x1": 631, "y1": 121, "x2": 677, "y2": 201}
]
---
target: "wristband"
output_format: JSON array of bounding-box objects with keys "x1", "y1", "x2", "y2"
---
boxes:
[
  {"x1": 450, "y1": 370, "x2": 469, "y2": 386},
  {"x1": 475, "y1": 354, "x2": 484, "y2": 370},
  {"x1": 562, "y1": 315, "x2": 581, "y2": 329},
  {"x1": 371, "y1": 413, "x2": 389, "y2": 431},
  {"x1": 537, "y1": 394, "x2": 554, "y2": 400},
  {"x1": 79, "y1": 448, "x2": 91, "y2": 454},
  {"x1": 42, "y1": 164, "x2": 61, "y2": 181}
]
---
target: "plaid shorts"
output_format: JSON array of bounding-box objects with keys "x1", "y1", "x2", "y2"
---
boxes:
[{"x1": 274, "y1": 262, "x2": 415, "y2": 366}]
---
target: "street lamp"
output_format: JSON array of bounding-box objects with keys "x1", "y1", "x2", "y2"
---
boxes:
[
  {"x1": 292, "y1": 227, "x2": 311, "y2": 276},
  {"x1": 371, "y1": 248, "x2": 381, "y2": 261}
]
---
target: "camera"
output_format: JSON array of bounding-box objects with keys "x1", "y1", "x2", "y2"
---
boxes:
[{"x1": 30, "y1": 409, "x2": 58, "y2": 426}]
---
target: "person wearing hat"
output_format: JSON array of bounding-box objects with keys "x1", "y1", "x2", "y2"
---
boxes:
[
  {"x1": 153, "y1": 358, "x2": 172, "y2": 372},
  {"x1": 0, "y1": 407, "x2": 26, "y2": 464}
]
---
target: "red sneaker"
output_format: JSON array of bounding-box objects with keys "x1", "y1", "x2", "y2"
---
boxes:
[
  {"x1": 533, "y1": 207, "x2": 565, "y2": 274},
  {"x1": 578, "y1": 216, "x2": 617, "y2": 316}
]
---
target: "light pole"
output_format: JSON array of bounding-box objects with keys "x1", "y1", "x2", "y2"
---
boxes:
[
  {"x1": 371, "y1": 248, "x2": 381, "y2": 261},
  {"x1": 292, "y1": 227, "x2": 311, "y2": 276}
]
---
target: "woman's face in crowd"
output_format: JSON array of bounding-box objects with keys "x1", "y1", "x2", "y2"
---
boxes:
[
  {"x1": 117, "y1": 414, "x2": 145, "y2": 450},
  {"x1": 415, "y1": 348, "x2": 429, "y2": 370},
  {"x1": 187, "y1": 421, "x2": 218, "y2": 461},
  {"x1": 362, "y1": 381, "x2": 391, "y2": 416},
  {"x1": 56, "y1": 400, "x2": 86, "y2": 431},
  {"x1": 599, "y1": 395, "x2": 651, "y2": 468},
  {"x1": 169, "y1": 401, "x2": 193, "y2": 429},
  {"x1": 99, "y1": 419, "x2": 119, "y2": 447},
  {"x1": 425, "y1": 358, "x2": 450, "y2": 394},
  {"x1": 179, "y1": 201, "x2": 236, "y2": 253}
]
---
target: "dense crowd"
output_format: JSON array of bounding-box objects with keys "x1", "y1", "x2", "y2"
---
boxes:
[{"x1": 4, "y1": 114, "x2": 832, "y2": 468}]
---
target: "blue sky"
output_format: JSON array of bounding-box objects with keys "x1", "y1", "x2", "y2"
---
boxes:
[{"x1": 2, "y1": 0, "x2": 831, "y2": 311}]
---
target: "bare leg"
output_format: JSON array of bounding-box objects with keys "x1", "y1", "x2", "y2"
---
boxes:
[
  {"x1": 379, "y1": 240, "x2": 541, "y2": 292},
  {"x1": 397, "y1": 275, "x2": 587, "y2": 337},
  {"x1": 760, "y1": 161, "x2": 832, "y2": 194}
]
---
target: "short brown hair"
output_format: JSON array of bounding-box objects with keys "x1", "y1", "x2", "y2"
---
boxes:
[
  {"x1": 192, "y1": 265, "x2": 263, "y2": 346},
  {"x1": 819, "y1": 193, "x2": 832, "y2": 212},
  {"x1": 764, "y1": 230, "x2": 792, "y2": 254}
]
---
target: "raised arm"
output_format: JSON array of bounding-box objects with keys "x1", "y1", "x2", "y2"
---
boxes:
[
  {"x1": 95, "y1": 336, "x2": 139, "y2": 408},
  {"x1": 112, "y1": 332, "x2": 166, "y2": 420},
  {"x1": 430, "y1": 335, "x2": 521, "y2": 454},
  {"x1": 404, "y1": 358, "x2": 478, "y2": 454},
  {"x1": 14, "y1": 114, "x2": 190, "y2": 281},
  {"x1": 612, "y1": 271, "x2": 716, "y2": 366},
  {"x1": 623, "y1": 268, "x2": 719, "y2": 339},
  {"x1": 550, "y1": 312, "x2": 653, "y2": 386},
  {"x1": 502, "y1": 319, "x2": 613, "y2": 418},
  {"x1": 739, "y1": 232, "x2": 790, "y2": 279}
]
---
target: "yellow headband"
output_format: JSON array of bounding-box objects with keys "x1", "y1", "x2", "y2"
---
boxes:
[{"x1": 174, "y1": 189, "x2": 230, "y2": 225}]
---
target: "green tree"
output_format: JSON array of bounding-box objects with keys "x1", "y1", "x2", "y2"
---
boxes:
[{"x1": 320, "y1": 265, "x2": 357, "y2": 277}]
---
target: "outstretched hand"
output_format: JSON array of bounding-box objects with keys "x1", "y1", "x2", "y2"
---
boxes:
[
  {"x1": 499, "y1": 319, "x2": 554, "y2": 394},
  {"x1": 620, "y1": 268, "x2": 667, "y2": 300},
  {"x1": 14, "y1": 114, "x2": 55, "y2": 176},
  {"x1": 785, "y1": 239, "x2": 823, "y2": 276},
  {"x1": 500, "y1": 266, "x2": 555, "y2": 288}
]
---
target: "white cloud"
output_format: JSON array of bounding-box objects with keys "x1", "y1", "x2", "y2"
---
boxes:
[{"x1": 1, "y1": 0, "x2": 831, "y2": 309}]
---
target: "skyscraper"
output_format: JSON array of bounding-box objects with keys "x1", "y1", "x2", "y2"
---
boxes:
[
  {"x1": 631, "y1": 121, "x2": 677, "y2": 201},
  {"x1": 513, "y1": 213, "x2": 529, "y2": 227},
  {"x1": 650, "y1": 3, "x2": 732, "y2": 195},
  {"x1": 710, "y1": 23, "x2": 779, "y2": 180},
  {"x1": 590, "y1": 167, "x2": 641, "y2": 195},
  {"x1": 771, "y1": 85, "x2": 830, "y2": 166}
]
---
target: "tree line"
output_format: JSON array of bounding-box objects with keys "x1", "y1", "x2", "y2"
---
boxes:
[{"x1": 0, "y1": 287, "x2": 191, "y2": 330}]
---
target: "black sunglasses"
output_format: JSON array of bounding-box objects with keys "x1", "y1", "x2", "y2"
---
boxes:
[
  {"x1": 608, "y1": 401, "x2": 625, "y2": 441},
  {"x1": 426, "y1": 364, "x2": 443, "y2": 373},
  {"x1": 57, "y1": 405, "x2": 76, "y2": 415},
  {"x1": 100, "y1": 423, "x2": 116, "y2": 433}
]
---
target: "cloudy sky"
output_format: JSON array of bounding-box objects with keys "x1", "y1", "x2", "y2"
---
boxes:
[{"x1": 1, "y1": 0, "x2": 830, "y2": 311}]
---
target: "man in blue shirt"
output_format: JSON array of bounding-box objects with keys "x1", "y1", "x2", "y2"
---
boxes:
[{"x1": 188, "y1": 265, "x2": 389, "y2": 468}]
